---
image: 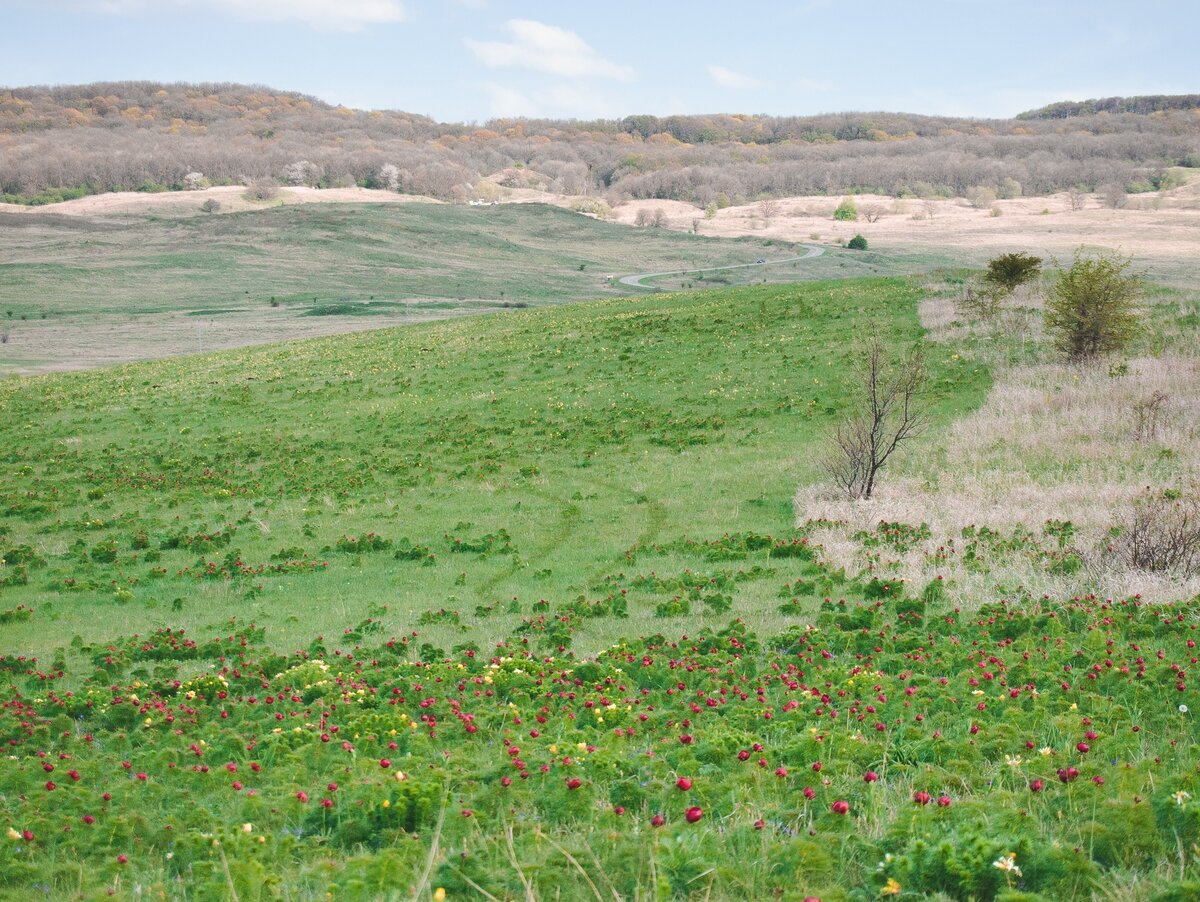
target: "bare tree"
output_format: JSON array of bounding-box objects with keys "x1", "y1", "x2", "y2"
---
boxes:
[
  {"x1": 758, "y1": 197, "x2": 780, "y2": 222},
  {"x1": 825, "y1": 337, "x2": 926, "y2": 499},
  {"x1": 1131, "y1": 390, "x2": 1169, "y2": 441}
]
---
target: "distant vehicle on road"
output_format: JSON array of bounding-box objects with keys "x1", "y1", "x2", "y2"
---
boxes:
[{"x1": 756, "y1": 258, "x2": 766, "y2": 264}]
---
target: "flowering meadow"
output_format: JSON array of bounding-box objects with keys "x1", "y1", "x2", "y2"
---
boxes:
[{"x1": 1, "y1": 278, "x2": 1197, "y2": 899}]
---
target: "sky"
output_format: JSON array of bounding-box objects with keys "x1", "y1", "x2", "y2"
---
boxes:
[{"x1": 0, "y1": 0, "x2": 1196, "y2": 122}]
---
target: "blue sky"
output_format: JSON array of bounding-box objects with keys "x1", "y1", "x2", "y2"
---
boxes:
[{"x1": 0, "y1": 1, "x2": 1195, "y2": 121}]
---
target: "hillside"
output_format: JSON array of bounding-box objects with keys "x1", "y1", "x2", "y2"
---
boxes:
[
  {"x1": 2, "y1": 81, "x2": 1197, "y2": 205},
  {"x1": 0, "y1": 269, "x2": 1198, "y2": 897}
]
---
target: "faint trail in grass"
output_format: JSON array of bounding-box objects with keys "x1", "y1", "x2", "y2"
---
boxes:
[
  {"x1": 475, "y1": 487, "x2": 582, "y2": 598},
  {"x1": 616, "y1": 245, "x2": 825, "y2": 290}
]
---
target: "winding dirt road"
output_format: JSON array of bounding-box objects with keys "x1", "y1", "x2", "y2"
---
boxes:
[{"x1": 617, "y1": 244, "x2": 826, "y2": 289}]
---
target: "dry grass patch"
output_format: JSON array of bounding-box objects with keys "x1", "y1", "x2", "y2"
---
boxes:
[{"x1": 796, "y1": 355, "x2": 1200, "y2": 604}]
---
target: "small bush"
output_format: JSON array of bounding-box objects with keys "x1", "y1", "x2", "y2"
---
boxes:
[
  {"x1": 833, "y1": 198, "x2": 858, "y2": 221},
  {"x1": 1045, "y1": 249, "x2": 1142, "y2": 360},
  {"x1": 847, "y1": 234, "x2": 868, "y2": 250},
  {"x1": 243, "y1": 183, "x2": 279, "y2": 202},
  {"x1": 200, "y1": 198, "x2": 222, "y2": 213},
  {"x1": 984, "y1": 252, "x2": 1042, "y2": 293},
  {"x1": 1112, "y1": 493, "x2": 1200, "y2": 577}
]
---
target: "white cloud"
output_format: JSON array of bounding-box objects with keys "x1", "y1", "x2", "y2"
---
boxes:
[
  {"x1": 708, "y1": 65, "x2": 761, "y2": 89},
  {"x1": 45, "y1": 0, "x2": 407, "y2": 31},
  {"x1": 466, "y1": 19, "x2": 633, "y2": 81}
]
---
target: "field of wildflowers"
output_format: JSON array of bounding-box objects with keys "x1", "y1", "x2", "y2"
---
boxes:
[{"x1": 1, "y1": 278, "x2": 1196, "y2": 899}]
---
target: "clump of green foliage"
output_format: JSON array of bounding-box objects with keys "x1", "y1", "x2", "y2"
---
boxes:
[
  {"x1": 1045, "y1": 249, "x2": 1142, "y2": 360},
  {"x1": 847, "y1": 234, "x2": 868, "y2": 250},
  {"x1": 984, "y1": 252, "x2": 1042, "y2": 293},
  {"x1": 833, "y1": 198, "x2": 858, "y2": 221}
]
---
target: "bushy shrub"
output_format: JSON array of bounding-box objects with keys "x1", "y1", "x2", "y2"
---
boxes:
[
  {"x1": 984, "y1": 252, "x2": 1042, "y2": 293},
  {"x1": 1045, "y1": 249, "x2": 1142, "y2": 360},
  {"x1": 847, "y1": 234, "x2": 868, "y2": 250},
  {"x1": 833, "y1": 198, "x2": 858, "y2": 221}
]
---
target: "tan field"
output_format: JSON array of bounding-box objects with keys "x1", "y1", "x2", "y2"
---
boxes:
[{"x1": 613, "y1": 181, "x2": 1200, "y2": 267}]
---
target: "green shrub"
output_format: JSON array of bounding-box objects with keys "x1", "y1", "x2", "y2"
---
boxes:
[
  {"x1": 847, "y1": 234, "x2": 868, "y2": 250},
  {"x1": 1045, "y1": 249, "x2": 1143, "y2": 360},
  {"x1": 833, "y1": 198, "x2": 858, "y2": 221},
  {"x1": 984, "y1": 252, "x2": 1042, "y2": 293}
]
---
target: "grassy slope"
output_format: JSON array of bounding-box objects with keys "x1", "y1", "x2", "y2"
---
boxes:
[
  {"x1": 0, "y1": 278, "x2": 987, "y2": 660},
  {"x1": 0, "y1": 203, "x2": 801, "y2": 319}
]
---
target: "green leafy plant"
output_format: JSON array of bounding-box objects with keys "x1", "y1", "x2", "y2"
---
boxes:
[
  {"x1": 833, "y1": 198, "x2": 858, "y2": 221},
  {"x1": 1045, "y1": 250, "x2": 1142, "y2": 360}
]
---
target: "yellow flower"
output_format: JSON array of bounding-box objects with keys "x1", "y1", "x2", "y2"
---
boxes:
[
  {"x1": 433, "y1": 889, "x2": 447, "y2": 901},
  {"x1": 382, "y1": 800, "x2": 391, "y2": 809},
  {"x1": 242, "y1": 823, "x2": 253, "y2": 834},
  {"x1": 6, "y1": 827, "x2": 20, "y2": 841},
  {"x1": 881, "y1": 877, "x2": 902, "y2": 896}
]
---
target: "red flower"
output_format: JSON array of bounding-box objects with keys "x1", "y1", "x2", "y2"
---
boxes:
[
  {"x1": 650, "y1": 814, "x2": 665, "y2": 827},
  {"x1": 320, "y1": 798, "x2": 333, "y2": 809},
  {"x1": 775, "y1": 767, "x2": 788, "y2": 778},
  {"x1": 116, "y1": 854, "x2": 128, "y2": 865},
  {"x1": 912, "y1": 791, "x2": 931, "y2": 806},
  {"x1": 863, "y1": 771, "x2": 879, "y2": 783},
  {"x1": 1030, "y1": 779, "x2": 1044, "y2": 792},
  {"x1": 936, "y1": 795, "x2": 951, "y2": 807},
  {"x1": 803, "y1": 786, "x2": 816, "y2": 800},
  {"x1": 380, "y1": 759, "x2": 391, "y2": 768},
  {"x1": 566, "y1": 777, "x2": 582, "y2": 790},
  {"x1": 685, "y1": 806, "x2": 703, "y2": 823},
  {"x1": 82, "y1": 815, "x2": 95, "y2": 825},
  {"x1": 1076, "y1": 742, "x2": 1090, "y2": 754},
  {"x1": 296, "y1": 791, "x2": 309, "y2": 803},
  {"x1": 831, "y1": 800, "x2": 849, "y2": 815},
  {"x1": 676, "y1": 777, "x2": 693, "y2": 791},
  {"x1": 44, "y1": 781, "x2": 56, "y2": 791}
]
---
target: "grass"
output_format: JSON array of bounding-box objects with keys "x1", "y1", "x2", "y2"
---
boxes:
[
  {"x1": 1, "y1": 268, "x2": 1198, "y2": 899},
  {"x1": 0, "y1": 277, "x2": 988, "y2": 659},
  {"x1": 0, "y1": 203, "x2": 798, "y2": 320}
]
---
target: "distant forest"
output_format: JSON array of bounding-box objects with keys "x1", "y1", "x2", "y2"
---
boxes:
[{"x1": 1, "y1": 82, "x2": 1198, "y2": 205}]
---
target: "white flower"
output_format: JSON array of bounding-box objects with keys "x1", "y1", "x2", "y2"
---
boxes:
[
  {"x1": 993, "y1": 852, "x2": 1022, "y2": 876},
  {"x1": 1005, "y1": 755, "x2": 1023, "y2": 768},
  {"x1": 1180, "y1": 705, "x2": 1189, "y2": 714},
  {"x1": 1173, "y1": 790, "x2": 1192, "y2": 807}
]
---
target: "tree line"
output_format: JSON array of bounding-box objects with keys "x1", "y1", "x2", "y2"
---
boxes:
[{"x1": 1, "y1": 82, "x2": 1197, "y2": 205}]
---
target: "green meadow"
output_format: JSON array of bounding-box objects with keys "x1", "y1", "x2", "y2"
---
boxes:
[
  {"x1": 0, "y1": 277, "x2": 987, "y2": 658},
  {"x1": 2, "y1": 249, "x2": 1200, "y2": 900}
]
